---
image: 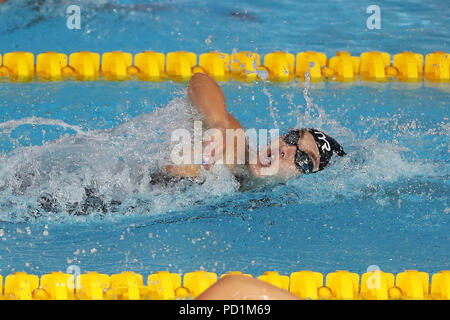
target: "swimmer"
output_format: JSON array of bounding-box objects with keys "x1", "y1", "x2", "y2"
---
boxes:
[
  {"x1": 165, "y1": 73, "x2": 346, "y2": 184},
  {"x1": 34, "y1": 73, "x2": 346, "y2": 215}
]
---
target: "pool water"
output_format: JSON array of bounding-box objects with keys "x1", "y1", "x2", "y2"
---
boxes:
[{"x1": 0, "y1": 0, "x2": 449, "y2": 277}]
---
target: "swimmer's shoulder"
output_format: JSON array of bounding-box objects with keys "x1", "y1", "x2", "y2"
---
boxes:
[{"x1": 164, "y1": 164, "x2": 202, "y2": 177}]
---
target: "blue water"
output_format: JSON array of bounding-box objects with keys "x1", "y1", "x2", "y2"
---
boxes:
[{"x1": 0, "y1": 0, "x2": 449, "y2": 278}]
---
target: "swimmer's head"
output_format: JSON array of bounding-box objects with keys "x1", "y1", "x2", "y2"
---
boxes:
[{"x1": 248, "y1": 128, "x2": 346, "y2": 178}]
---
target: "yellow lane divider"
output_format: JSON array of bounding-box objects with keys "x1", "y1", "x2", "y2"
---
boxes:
[
  {"x1": 0, "y1": 50, "x2": 448, "y2": 82},
  {"x1": 0, "y1": 269, "x2": 448, "y2": 300}
]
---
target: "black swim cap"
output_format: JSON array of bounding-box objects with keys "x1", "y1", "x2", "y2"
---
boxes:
[
  {"x1": 305, "y1": 128, "x2": 346, "y2": 171},
  {"x1": 282, "y1": 128, "x2": 346, "y2": 173}
]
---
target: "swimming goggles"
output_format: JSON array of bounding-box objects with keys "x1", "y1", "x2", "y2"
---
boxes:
[{"x1": 282, "y1": 129, "x2": 314, "y2": 174}]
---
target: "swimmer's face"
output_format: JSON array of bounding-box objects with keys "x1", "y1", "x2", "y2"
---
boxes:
[{"x1": 249, "y1": 130, "x2": 320, "y2": 178}]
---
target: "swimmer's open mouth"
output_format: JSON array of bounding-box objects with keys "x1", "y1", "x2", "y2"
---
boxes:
[{"x1": 259, "y1": 147, "x2": 272, "y2": 167}]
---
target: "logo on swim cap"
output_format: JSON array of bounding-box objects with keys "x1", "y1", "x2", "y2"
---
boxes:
[{"x1": 306, "y1": 128, "x2": 346, "y2": 171}]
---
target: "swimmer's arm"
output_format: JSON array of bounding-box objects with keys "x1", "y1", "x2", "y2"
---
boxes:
[
  {"x1": 188, "y1": 73, "x2": 243, "y2": 131},
  {"x1": 166, "y1": 73, "x2": 244, "y2": 177},
  {"x1": 188, "y1": 73, "x2": 246, "y2": 169}
]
